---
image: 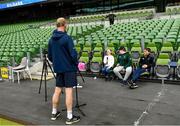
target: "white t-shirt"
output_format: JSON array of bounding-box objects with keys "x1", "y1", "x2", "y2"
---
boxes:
[{"x1": 103, "y1": 55, "x2": 114, "y2": 69}]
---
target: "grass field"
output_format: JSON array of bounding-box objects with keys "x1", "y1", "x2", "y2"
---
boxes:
[{"x1": 0, "y1": 118, "x2": 23, "y2": 126}]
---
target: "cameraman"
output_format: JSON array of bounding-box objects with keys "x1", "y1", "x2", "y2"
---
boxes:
[
  {"x1": 48, "y1": 18, "x2": 80, "y2": 125},
  {"x1": 106, "y1": 12, "x2": 116, "y2": 25}
]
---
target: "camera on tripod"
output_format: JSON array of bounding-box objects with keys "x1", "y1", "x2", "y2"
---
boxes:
[
  {"x1": 39, "y1": 47, "x2": 86, "y2": 116},
  {"x1": 43, "y1": 49, "x2": 48, "y2": 55},
  {"x1": 39, "y1": 48, "x2": 56, "y2": 101},
  {"x1": 42, "y1": 49, "x2": 48, "y2": 61}
]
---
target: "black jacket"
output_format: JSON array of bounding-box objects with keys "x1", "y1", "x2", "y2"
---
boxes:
[
  {"x1": 106, "y1": 14, "x2": 116, "y2": 22},
  {"x1": 139, "y1": 54, "x2": 154, "y2": 71}
]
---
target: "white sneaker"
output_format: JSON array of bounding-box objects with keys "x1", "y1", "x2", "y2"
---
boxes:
[{"x1": 73, "y1": 84, "x2": 83, "y2": 88}]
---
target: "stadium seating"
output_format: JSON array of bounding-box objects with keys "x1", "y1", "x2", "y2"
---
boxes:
[
  {"x1": 166, "y1": 6, "x2": 180, "y2": 15},
  {"x1": 155, "y1": 53, "x2": 171, "y2": 78},
  {"x1": 93, "y1": 42, "x2": 103, "y2": 52},
  {"x1": 160, "y1": 42, "x2": 174, "y2": 55},
  {"x1": 74, "y1": 18, "x2": 180, "y2": 80},
  {"x1": 1, "y1": 13, "x2": 180, "y2": 81},
  {"x1": 90, "y1": 52, "x2": 102, "y2": 73},
  {"x1": 145, "y1": 42, "x2": 157, "y2": 55},
  {"x1": 79, "y1": 51, "x2": 89, "y2": 72},
  {"x1": 130, "y1": 42, "x2": 142, "y2": 63},
  {"x1": 0, "y1": 23, "x2": 103, "y2": 67},
  {"x1": 69, "y1": 9, "x2": 154, "y2": 23}
]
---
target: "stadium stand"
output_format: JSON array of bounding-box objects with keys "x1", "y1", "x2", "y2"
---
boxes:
[
  {"x1": 166, "y1": 6, "x2": 180, "y2": 15},
  {"x1": 0, "y1": 24, "x2": 103, "y2": 67},
  {"x1": 0, "y1": 4, "x2": 180, "y2": 82},
  {"x1": 69, "y1": 9, "x2": 154, "y2": 23},
  {"x1": 73, "y1": 17, "x2": 180, "y2": 80}
]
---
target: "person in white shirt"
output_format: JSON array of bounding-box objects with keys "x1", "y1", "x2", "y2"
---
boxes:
[{"x1": 102, "y1": 49, "x2": 114, "y2": 79}]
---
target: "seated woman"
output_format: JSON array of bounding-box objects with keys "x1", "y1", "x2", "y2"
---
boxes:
[
  {"x1": 113, "y1": 46, "x2": 132, "y2": 85},
  {"x1": 102, "y1": 49, "x2": 114, "y2": 80},
  {"x1": 129, "y1": 48, "x2": 154, "y2": 89}
]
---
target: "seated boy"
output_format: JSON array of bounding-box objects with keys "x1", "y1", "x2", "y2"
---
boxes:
[{"x1": 129, "y1": 48, "x2": 154, "y2": 89}]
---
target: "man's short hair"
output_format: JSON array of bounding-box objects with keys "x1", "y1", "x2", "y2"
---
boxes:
[
  {"x1": 56, "y1": 18, "x2": 66, "y2": 27},
  {"x1": 144, "y1": 48, "x2": 151, "y2": 52},
  {"x1": 119, "y1": 46, "x2": 126, "y2": 51}
]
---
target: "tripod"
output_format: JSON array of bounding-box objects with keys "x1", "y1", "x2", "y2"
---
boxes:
[
  {"x1": 38, "y1": 52, "x2": 56, "y2": 102},
  {"x1": 38, "y1": 51, "x2": 87, "y2": 115},
  {"x1": 62, "y1": 69, "x2": 87, "y2": 116}
]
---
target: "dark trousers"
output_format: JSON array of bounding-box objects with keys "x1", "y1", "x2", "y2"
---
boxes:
[
  {"x1": 102, "y1": 66, "x2": 111, "y2": 76},
  {"x1": 132, "y1": 68, "x2": 146, "y2": 82},
  {"x1": 110, "y1": 20, "x2": 114, "y2": 25}
]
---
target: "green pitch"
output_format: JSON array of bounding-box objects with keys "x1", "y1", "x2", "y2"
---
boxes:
[{"x1": 0, "y1": 118, "x2": 23, "y2": 126}]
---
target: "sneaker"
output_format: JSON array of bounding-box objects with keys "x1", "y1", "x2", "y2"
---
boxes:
[
  {"x1": 73, "y1": 84, "x2": 83, "y2": 88},
  {"x1": 108, "y1": 76, "x2": 113, "y2": 81},
  {"x1": 121, "y1": 80, "x2": 129, "y2": 86},
  {"x1": 129, "y1": 83, "x2": 138, "y2": 89},
  {"x1": 51, "y1": 111, "x2": 61, "y2": 121},
  {"x1": 127, "y1": 80, "x2": 132, "y2": 86},
  {"x1": 65, "y1": 115, "x2": 80, "y2": 125},
  {"x1": 119, "y1": 79, "x2": 123, "y2": 84}
]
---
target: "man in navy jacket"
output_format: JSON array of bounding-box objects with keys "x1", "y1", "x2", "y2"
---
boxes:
[
  {"x1": 129, "y1": 48, "x2": 154, "y2": 89},
  {"x1": 48, "y1": 18, "x2": 80, "y2": 125}
]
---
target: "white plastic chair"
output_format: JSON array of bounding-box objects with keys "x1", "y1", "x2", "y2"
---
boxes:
[{"x1": 12, "y1": 57, "x2": 32, "y2": 84}]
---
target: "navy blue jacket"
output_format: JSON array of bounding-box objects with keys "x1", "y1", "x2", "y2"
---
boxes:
[
  {"x1": 139, "y1": 54, "x2": 154, "y2": 71},
  {"x1": 48, "y1": 30, "x2": 78, "y2": 73}
]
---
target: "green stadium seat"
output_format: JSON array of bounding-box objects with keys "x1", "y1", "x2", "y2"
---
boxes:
[
  {"x1": 146, "y1": 42, "x2": 157, "y2": 55},
  {"x1": 158, "y1": 53, "x2": 170, "y2": 59},
  {"x1": 28, "y1": 48, "x2": 36, "y2": 57},
  {"x1": 152, "y1": 39, "x2": 163, "y2": 51},
  {"x1": 75, "y1": 43, "x2": 83, "y2": 54},
  {"x1": 90, "y1": 52, "x2": 102, "y2": 73},
  {"x1": 131, "y1": 43, "x2": 142, "y2": 63},
  {"x1": 93, "y1": 43, "x2": 103, "y2": 52},
  {"x1": 15, "y1": 52, "x2": 25, "y2": 64},
  {"x1": 83, "y1": 43, "x2": 92, "y2": 52},
  {"x1": 155, "y1": 58, "x2": 171, "y2": 78},
  {"x1": 160, "y1": 42, "x2": 174, "y2": 55},
  {"x1": 79, "y1": 51, "x2": 89, "y2": 63}
]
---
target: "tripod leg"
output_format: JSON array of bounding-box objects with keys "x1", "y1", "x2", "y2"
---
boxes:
[
  {"x1": 47, "y1": 60, "x2": 64, "y2": 93},
  {"x1": 78, "y1": 69, "x2": 85, "y2": 83},
  {"x1": 75, "y1": 86, "x2": 79, "y2": 105},
  {"x1": 39, "y1": 61, "x2": 45, "y2": 94},
  {"x1": 47, "y1": 60, "x2": 56, "y2": 78},
  {"x1": 61, "y1": 86, "x2": 87, "y2": 112},
  {"x1": 75, "y1": 105, "x2": 86, "y2": 116},
  {"x1": 74, "y1": 86, "x2": 86, "y2": 116},
  {"x1": 44, "y1": 63, "x2": 47, "y2": 102}
]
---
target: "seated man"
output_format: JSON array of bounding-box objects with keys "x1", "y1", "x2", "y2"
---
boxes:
[
  {"x1": 113, "y1": 46, "x2": 132, "y2": 85},
  {"x1": 130, "y1": 48, "x2": 154, "y2": 89}
]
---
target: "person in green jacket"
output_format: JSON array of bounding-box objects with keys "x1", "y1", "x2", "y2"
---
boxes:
[{"x1": 113, "y1": 46, "x2": 132, "y2": 85}]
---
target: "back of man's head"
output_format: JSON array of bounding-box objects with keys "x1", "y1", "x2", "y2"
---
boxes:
[
  {"x1": 56, "y1": 18, "x2": 66, "y2": 28},
  {"x1": 119, "y1": 46, "x2": 126, "y2": 51},
  {"x1": 144, "y1": 48, "x2": 151, "y2": 53}
]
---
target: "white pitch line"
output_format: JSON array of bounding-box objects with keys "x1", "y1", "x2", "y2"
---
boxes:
[{"x1": 134, "y1": 81, "x2": 168, "y2": 126}]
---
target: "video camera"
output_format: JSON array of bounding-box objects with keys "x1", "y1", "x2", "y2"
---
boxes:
[{"x1": 43, "y1": 49, "x2": 48, "y2": 55}]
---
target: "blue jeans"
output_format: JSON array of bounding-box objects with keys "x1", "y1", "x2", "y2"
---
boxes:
[
  {"x1": 132, "y1": 68, "x2": 147, "y2": 82},
  {"x1": 102, "y1": 66, "x2": 111, "y2": 76}
]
